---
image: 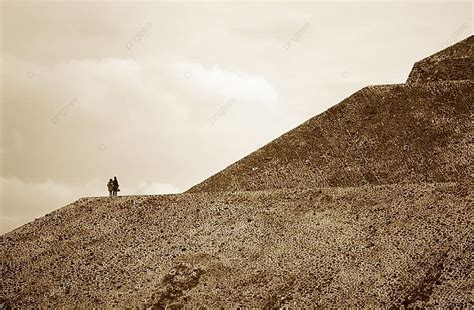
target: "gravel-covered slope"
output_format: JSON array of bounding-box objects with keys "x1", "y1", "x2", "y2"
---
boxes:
[
  {"x1": 407, "y1": 35, "x2": 473, "y2": 83},
  {"x1": 188, "y1": 36, "x2": 473, "y2": 193},
  {"x1": 1, "y1": 182, "x2": 472, "y2": 308},
  {"x1": 407, "y1": 56, "x2": 474, "y2": 84},
  {"x1": 188, "y1": 81, "x2": 473, "y2": 193}
]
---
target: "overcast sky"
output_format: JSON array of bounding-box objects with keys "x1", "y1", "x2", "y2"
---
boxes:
[{"x1": 1, "y1": 1, "x2": 472, "y2": 234}]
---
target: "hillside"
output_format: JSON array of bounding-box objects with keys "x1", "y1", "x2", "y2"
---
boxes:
[
  {"x1": 188, "y1": 36, "x2": 473, "y2": 193},
  {"x1": 407, "y1": 35, "x2": 474, "y2": 83},
  {"x1": 1, "y1": 36, "x2": 473, "y2": 308},
  {"x1": 1, "y1": 182, "x2": 472, "y2": 308},
  {"x1": 188, "y1": 81, "x2": 472, "y2": 193}
]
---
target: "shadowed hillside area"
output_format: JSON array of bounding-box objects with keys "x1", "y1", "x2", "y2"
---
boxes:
[
  {"x1": 188, "y1": 36, "x2": 473, "y2": 193},
  {"x1": 1, "y1": 36, "x2": 473, "y2": 308}
]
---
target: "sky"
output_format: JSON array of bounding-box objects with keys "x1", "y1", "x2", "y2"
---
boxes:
[{"x1": 0, "y1": 0, "x2": 472, "y2": 234}]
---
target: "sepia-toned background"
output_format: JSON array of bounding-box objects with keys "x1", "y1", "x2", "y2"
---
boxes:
[{"x1": 1, "y1": 1, "x2": 472, "y2": 233}]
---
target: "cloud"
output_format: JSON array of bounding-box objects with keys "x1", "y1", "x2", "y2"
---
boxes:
[
  {"x1": 175, "y1": 62, "x2": 279, "y2": 110},
  {"x1": 134, "y1": 180, "x2": 181, "y2": 195},
  {"x1": 0, "y1": 177, "x2": 76, "y2": 234}
]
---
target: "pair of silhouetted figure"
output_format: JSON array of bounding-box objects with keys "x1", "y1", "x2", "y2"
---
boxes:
[{"x1": 107, "y1": 176, "x2": 120, "y2": 197}]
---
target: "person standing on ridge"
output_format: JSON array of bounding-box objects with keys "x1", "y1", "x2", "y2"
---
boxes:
[
  {"x1": 113, "y1": 176, "x2": 120, "y2": 196},
  {"x1": 107, "y1": 179, "x2": 114, "y2": 197}
]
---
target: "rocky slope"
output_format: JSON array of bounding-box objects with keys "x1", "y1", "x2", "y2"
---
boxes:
[
  {"x1": 1, "y1": 37, "x2": 473, "y2": 308},
  {"x1": 407, "y1": 35, "x2": 473, "y2": 83},
  {"x1": 1, "y1": 182, "x2": 472, "y2": 308},
  {"x1": 188, "y1": 36, "x2": 473, "y2": 193},
  {"x1": 188, "y1": 81, "x2": 472, "y2": 193}
]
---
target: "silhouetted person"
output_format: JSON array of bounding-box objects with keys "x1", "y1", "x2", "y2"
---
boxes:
[
  {"x1": 113, "y1": 176, "x2": 120, "y2": 196},
  {"x1": 107, "y1": 179, "x2": 114, "y2": 197}
]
